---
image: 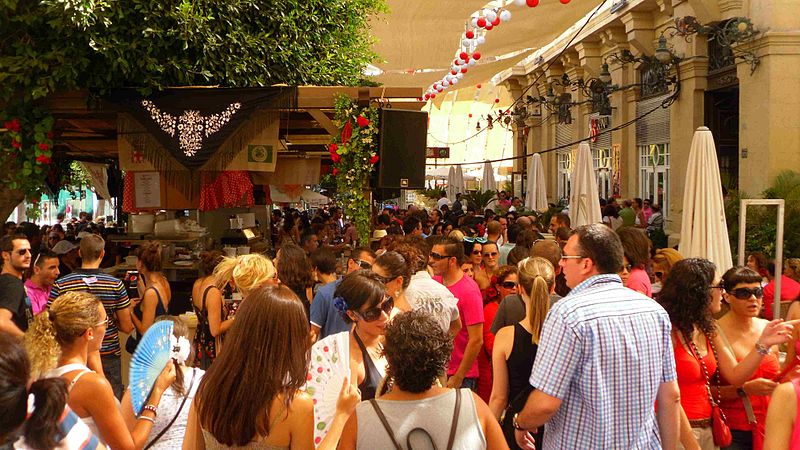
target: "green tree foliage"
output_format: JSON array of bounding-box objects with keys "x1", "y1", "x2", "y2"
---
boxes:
[{"x1": 1, "y1": 0, "x2": 386, "y2": 100}]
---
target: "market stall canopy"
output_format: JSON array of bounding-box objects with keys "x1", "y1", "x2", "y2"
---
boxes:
[{"x1": 368, "y1": 0, "x2": 600, "y2": 88}]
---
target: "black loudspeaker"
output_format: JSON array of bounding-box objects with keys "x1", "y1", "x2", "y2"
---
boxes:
[{"x1": 376, "y1": 109, "x2": 427, "y2": 189}]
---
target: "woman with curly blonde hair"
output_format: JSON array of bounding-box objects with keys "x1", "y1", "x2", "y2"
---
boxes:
[
  {"x1": 25, "y1": 291, "x2": 174, "y2": 449},
  {"x1": 213, "y1": 253, "x2": 278, "y2": 297}
]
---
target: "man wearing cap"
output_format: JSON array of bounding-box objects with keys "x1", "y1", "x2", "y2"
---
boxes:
[
  {"x1": 52, "y1": 239, "x2": 80, "y2": 278},
  {"x1": 0, "y1": 235, "x2": 33, "y2": 337}
]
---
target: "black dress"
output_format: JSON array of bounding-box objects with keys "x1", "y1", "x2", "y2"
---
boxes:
[{"x1": 501, "y1": 324, "x2": 544, "y2": 450}]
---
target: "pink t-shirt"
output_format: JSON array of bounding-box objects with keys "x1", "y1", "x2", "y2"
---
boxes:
[
  {"x1": 24, "y1": 279, "x2": 50, "y2": 315},
  {"x1": 434, "y1": 274, "x2": 484, "y2": 378},
  {"x1": 626, "y1": 268, "x2": 653, "y2": 298}
]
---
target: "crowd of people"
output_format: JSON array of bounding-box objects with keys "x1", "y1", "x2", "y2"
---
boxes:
[{"x1": 1, "y1": 196, "x2": 800, "y2": 450}]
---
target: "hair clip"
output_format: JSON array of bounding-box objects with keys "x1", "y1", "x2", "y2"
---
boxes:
[{"x1": 333, "y1": 296, "x2": 348, "y2": 314}]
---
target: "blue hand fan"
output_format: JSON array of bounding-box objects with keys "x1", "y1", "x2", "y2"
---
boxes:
[{"x1": 129, "y1": 321, "x2": 174, "y2": 415}]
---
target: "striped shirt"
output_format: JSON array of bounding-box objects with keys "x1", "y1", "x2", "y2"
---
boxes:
[
  {"x1": 14, "y1": 407, "x2": 101, "y2": 449},
  {"x1": 529, "y1": 274, "x2": 676, "y2": 450},
  {"x1": 49, "y1": 269, "x2": 130, "y2": 357}
]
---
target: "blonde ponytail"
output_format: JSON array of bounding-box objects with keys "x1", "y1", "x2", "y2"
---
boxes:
[
  {"x1": 213, "y1": 254, "x2": 276, "y2": 296},
  {"x1": 517, "y1": 257, "x2": 555, "y2": 344},
  {"x1": 25, "y1": 291, "x2": 102, "y2": 379}
]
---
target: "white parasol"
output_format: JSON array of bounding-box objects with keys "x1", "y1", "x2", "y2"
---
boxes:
[
  {"x1": 678, "y1": 126, "x2": 733, "y2": 274},
  {"x1": 446, "y1": 166, "x2": 458, "y2": 201},
  {"x1": 525, "y1": 153, "x2": 548, "y2": 212},
  {"x1": 482, "y1": 160, "x2": 497, "y2": 192},
  {"x1": 568, "y1": 142, "x2": 602, "y2": 227},
  {"x1": 455, "y1": 165, "x2": 467, "y2": 195}
]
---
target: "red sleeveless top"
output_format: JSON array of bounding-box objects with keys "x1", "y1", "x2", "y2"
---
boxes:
[{"x1": 673, "y1": 333, "x2": 717, "y2": 420}]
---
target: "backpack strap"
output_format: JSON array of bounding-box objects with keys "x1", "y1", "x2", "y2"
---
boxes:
[
  {"x1": 446, "y1": 389, "x2": 462, "y2": 450},
  {"x1": 368, "y1": 399, "x2": 403, "y2": 450}
]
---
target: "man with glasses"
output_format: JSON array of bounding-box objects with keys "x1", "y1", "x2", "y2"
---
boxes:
[
  {"x1": 513, "y1": 224, "x2": 679, "y2": 450},
  {"x1": 24, "y1": 250, "x2": 59, "y2": 315},
  {"x1": 429, "y1": 237, "x2": 484, "y2": 390},
  {"x1": 310, "y1": 247, "x2": 377, "y2": 342},
  {"x1": 0, "y1": 235, "x2": 33, "y2": 337}
]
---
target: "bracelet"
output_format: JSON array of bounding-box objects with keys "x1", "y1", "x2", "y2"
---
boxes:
[
  {"x1": 138, "y1": 415, "x2": 155, "y2": 424},
  {"x1": 512, "y1": 413, "x2": 526, "y2": 431},
  {"x1": 143, "y1": 404, "x2": 158, "y2": 417},
  {"x1": 755, "y1": 342, "x2": 770, "y2": 356}
]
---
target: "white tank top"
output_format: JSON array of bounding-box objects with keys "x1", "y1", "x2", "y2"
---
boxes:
[{"x1": 43, "y1": 363, "x2": 106, "y2": 440}]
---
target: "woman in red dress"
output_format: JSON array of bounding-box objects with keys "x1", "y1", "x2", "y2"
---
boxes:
[{"x1": 477, "y1": 264, "x2": 518, "y2": 403}]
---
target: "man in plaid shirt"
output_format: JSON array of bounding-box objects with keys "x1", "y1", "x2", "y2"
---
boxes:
[{"x1": 514, "y1": 224, "x2": 680, "y2": 450}]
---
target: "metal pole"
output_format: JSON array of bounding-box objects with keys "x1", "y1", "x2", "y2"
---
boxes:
[
  {"x1": 738, "y1": 200, "x2": 747, "y2": 267},
  {"x1": 774, "y1": 200, "x2": 785, "y2": 320}
]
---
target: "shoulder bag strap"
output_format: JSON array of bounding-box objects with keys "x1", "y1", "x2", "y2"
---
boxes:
[
  {"x1": 716, "y1": 327, "x2": 758, "y2": 425},
  {"x1": 446, "y1": 389, "x2": 462, "y2": 450},
  {"x1": 681, "y1": 331, "x2": 716, "y2": 407},
  {"x1": 368, "y1": 399, "x2": 403, "y2": 450},
  {"x1": 144, "y1": 368, "x2": 197, "y2": 450}
]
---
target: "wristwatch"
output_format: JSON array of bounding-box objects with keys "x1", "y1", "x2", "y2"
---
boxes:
[
  {"x1": 755, "y1": 341, "x2": 770, "y2": 356},
  {"x1": 513, "y1": 413, "x2": 526, "y2": 431},
  {"x1": 737, "y1": 387, "x2": 747, "y2": 398}
]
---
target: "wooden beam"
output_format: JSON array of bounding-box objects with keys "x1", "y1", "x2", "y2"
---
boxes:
[{"x1": 306, "y1": 109, "x2": 339, "y2": 135}]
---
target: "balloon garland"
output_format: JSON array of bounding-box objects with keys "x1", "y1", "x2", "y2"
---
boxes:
[{"x1": 420, "y1": 0, "x2": 572, "y2": 101}]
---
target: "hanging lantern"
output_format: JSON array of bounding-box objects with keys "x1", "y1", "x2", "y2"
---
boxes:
[
  {"x1": 461, "y1": 67, "x2": 468, "y2": 74},
  {"x1": 466, "y1": 30, "x2": 475, "y2": 39},
  {"x1": 491, "y1": 17, "x2": 501, "y2": 26},
  {"x1": 476, "y1": 17, "x2": 487, "y2": 28},
  {"x1": 485, "y1": 23, "x2": 494, "y2": 31},
  {"x1": 499, "y1": 10, "x2": 512, "y2": 22},
  {"x1": 472, "y1": 51, "x2": 481, "y2": 60},
  {"x1": 484, "y1": 10, "x2": 497, "y2": 23},
  {"x1": 477, "y1": 36, "x2": 486, "y2": 45},
  {"x1": 526, "y1": 0, "x2": 539, "y2": 6}
]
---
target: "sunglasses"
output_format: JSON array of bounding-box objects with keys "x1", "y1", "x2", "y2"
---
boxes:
[
  {"x1": 463, "y1": 236, "x2": 488, "y2": 244},
  {"x1": 654, "y1": 271, "x2": 664, "y2": 279},
  {"x1": 471, "y1": 250, "x2": 482, "y2": 255},
  {"x1": 729, "y1": 287, "x2": 764, "y2": 300},
  {"x1": 483, "y1": 252, "x2": 498, "y2": 257},
  {"x1": 16, "y1": 249, "x2": 31, "y2": 256},
  {"x1": 354, "y1": 296, "x2": 394, "y2": 322},
  {"x1": 355, "y1": 259, "x2": 372, "y2": 270},
  {"x1": 430, "y1": 251, "x2": 452, "y2": 261},
  {"x1": 620, "y1": 264, "x2": 632, "y2": 272},
  {"x1": 500, "y1": 281, "x2": 518, "y2": 289}
]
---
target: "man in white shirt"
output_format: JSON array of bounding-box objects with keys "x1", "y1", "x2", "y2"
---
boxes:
[{"x1": 436, "y1": 191, "x2": 451, "y2": 210}]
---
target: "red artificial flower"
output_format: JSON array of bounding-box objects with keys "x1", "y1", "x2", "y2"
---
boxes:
[
  {"x1": 332, "y1": 168, "x2": 339, "y2": 176},
  {"x1": 328, "y1": 143, "x2": 339, "y2": 154},
  {"x1": 331, "y1": 152, "x2": 341, "y2": 163},
  {"x1": 369, "y1": 155, "x2": 379, "y2": 165},
  {"x1": 38, "y1": 143, "x2": 49, "y2": 151},
  {"x1": 35, "y1": 155, "x2": 51, "y2": 165},
  {"x1": 11, "y1": 140, "x2": 21, "y2": 149},
  {"x1": 47, "y1": 131, "x2": 54, "y2": 139},
  {"x1": 356, "y1": 115, "x2": 370, "y2": 127},
  {"x1": 341, "y1": 121, "x2": 353, "y2": 145},
  {"x1": 3, "y1": 119, "x2": 21, "y2": 133}
]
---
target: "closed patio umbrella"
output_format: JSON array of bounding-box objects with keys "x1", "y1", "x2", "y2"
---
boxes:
[
  {"x1": 525, "y1": 153, "x2": 548, "y2": 212},
  {"x1": 482, "y1": 160, "x2": 497, "y2": 192},
  {"x1": 568, "y1": 142, "x2": 602, "y2": 227},
  {"x1": 455, "y1": 165, "x2": 466, "y2": 195},
  {"x1": 446, "y1": 166, "x2": 458, "y2": 201},
  {"x1": 678, "y1": 126, "x2": 733, "y2": 274}
]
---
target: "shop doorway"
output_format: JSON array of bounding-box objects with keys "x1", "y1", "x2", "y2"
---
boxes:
[{"x1": 704, "y1": 87, "x2": 740, "y2": 192}]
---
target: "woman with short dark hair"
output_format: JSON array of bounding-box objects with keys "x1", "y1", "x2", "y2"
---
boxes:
[
  {"x1": 616, "y1": 227, "x2": 652, "y2": 297},
  {"x1": 716, "y1": 266, "x2": 779, "y2": 450},
  {"x1": 338, "y1": 311, "x2": 506, "y2": 449},
  {"x1": 659, "y1": 259, "x2": 794, "y2": 450}
]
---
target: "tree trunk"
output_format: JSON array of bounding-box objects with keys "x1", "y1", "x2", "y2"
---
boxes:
[{"x1": 0, "y1": 184, "x2": 25, "y2": 222}]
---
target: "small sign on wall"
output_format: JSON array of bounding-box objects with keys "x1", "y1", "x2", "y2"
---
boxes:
[{"x1": 134, "y1": 172, "x2": 161, "y2": 208}]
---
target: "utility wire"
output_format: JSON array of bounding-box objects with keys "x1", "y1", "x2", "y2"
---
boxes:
[{"x1": 427, "y1": 87, "x2": 680, "y2": 166}]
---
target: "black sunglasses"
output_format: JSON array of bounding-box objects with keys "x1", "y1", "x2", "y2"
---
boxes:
[
  {"x1": 654, "y1": 271, "x2": 664, "y2": 279},
  {"x1": 729, "y1": 287, "x2": 764, "y2": 300},
  {"x1": 430, "y1": 251, "x2": 451, "y2": 261},
  {"x1": 354, "y1": 296, "x2": 394, "y2": 322},
  {"x1": 471, "y1": 250, "x2": 482, "y2": 255},
  {"x1": 500, "y1": 281, "x2": 518, "y2": 289},
  {"x1": 355, "y1": 259, "x2": 372, "y2": 270},
  {"x1": 16, "y1": 249, "x2": 31, "y2": 256}
]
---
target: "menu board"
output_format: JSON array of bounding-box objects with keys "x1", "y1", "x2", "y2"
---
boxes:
[{"x1": 134, "y1": 172, "x2": 161, "y2": 208}]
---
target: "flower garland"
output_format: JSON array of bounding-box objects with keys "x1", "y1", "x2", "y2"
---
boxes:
[
  {"x1": 0, "y1": 108, "x2": 56, "y2": 208},
  {"x1": 329, "y1": 94, "x2": 380, "y2": 246}
]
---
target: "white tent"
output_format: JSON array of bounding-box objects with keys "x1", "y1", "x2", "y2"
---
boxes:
[
  {"x1": 269, "y1": 186, "x2": 329, "y2": 206},
  {"x1": 678, "y1": 126, "x2": 733, "y2": 274},
  {"x1": 568, "y1": 142, "x2": 602, "y2": 227},
  {"x1": 525, "y1": 153, "x2": 548, "y2": 212}
]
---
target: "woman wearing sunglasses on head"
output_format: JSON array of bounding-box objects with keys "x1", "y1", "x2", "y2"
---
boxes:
[
  {"x1": 311, "y1": 270, "x2": 392, "y2": 402},
  {"x1": 715, "y1": 267, "x2": 781, "y2": 450},
  {"x1": 477, "y1": 265, "x2": 518, "y2": 404},
  {"x1": 659, "y1": 259, "x2": 796, "y2": 450},
  {"x1": 464, "y1": 238, "x2": 490, "y2": 291}
]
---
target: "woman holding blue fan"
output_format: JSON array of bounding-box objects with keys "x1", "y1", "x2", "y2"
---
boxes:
[
  {"x1": 26, "y1": 291, "x2": 175, "y2": 450},
  {"x1": 122, "y1": 316, "x2": 203, "y2": 449}
]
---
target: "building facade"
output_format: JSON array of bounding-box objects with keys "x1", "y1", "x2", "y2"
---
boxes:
[{"x1": 498, "y1": 0, "x2": 800, "y2": 240}]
